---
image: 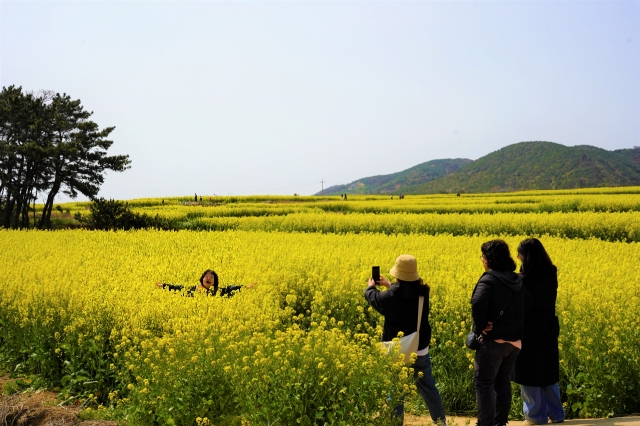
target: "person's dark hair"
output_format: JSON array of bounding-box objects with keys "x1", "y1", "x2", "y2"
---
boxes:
[
  {"x1": 481, "y1": 239, "x2": 517, "y2": 272},
  {"x1": 517, "y1": 238, "x2": 554, "y2": 276},
  {"x1": 397, "y1": 278, "x2": 430, "y2": 297},
  {"x1": 199, "y1": 269, "x2": 219, "y2": 287}
]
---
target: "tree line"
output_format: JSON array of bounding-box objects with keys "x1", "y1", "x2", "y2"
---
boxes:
[{"x1": 0, "y1": 86, "x2": 130, "y2": 229}]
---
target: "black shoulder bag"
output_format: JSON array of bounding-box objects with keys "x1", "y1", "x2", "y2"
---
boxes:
[{"x1": 465, "y1": 291, "x2": 513, "y2": 350}]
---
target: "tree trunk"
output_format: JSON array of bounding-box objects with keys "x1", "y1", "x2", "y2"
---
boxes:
[
  {"x1": 17, "y1": 163, "x2": 37, "y2": 228},
  {"x1": 10, "y1": 157, "x2": 26, "y2": 228},
  {"x1": 13, "y1": 197, "x2": 23, "y2": 228},
  {"x1": 3, "y1": 198, "x2": 15, "y2": 228},
  {"x1": 19, "y1": 185, "x2": 34, "y2": 228},
  {"x1": 0, "y1": 183, "x2": 6, "y2": 223},
  {"x1": 20, "y1": 200, "x2": 29, "y2": 228},
  {"x1": 1, "y1": 159, "x2": 16, "y2": 227},
  {"x1": 40, "y1": 180, "x2": 60, "y2": 229}
]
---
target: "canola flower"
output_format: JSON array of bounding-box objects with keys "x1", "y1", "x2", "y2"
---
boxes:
[
  {"x1": 51, "y1": 189, "x2": 640, "y2": 242},
  {"x1": 188, "y1": 211, "x2": 640, "y2": 242},
  {"x1": 59, "y1": 187, "x2": 640, "y2": 219},
  {"x1": 0, "y1": 229, "x2": 638, "y2": 424}
]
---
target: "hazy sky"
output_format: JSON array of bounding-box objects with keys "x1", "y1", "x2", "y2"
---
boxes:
[{"x1": 2, "y1": 1, "x2": 639, "y2": 200}]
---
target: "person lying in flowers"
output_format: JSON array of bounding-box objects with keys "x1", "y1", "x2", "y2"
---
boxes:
[{"x1": 156, "y1": 269, "x2": 257, "y2": 297}]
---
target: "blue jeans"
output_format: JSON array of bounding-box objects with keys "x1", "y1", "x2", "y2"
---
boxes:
[
  {"x1": 474, "y1": 340, "x2": 520, "y2": 426},
  {"x1": 521, "y1": 383, "x2": 565, "y2": 424},
  {"x1": 395, "y1": 353, "x2": 446, "y2": 424}
]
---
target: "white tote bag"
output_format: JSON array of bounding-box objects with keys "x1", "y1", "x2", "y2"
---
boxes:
[{"x1": 381, "y1": 296, "x2": 424, "y2": 363}]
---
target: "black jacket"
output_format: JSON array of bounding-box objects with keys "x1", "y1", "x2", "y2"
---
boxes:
[
  {"x1": 364, "y1": 282, "x2": 432, "y2": 351},
  {"x1": 514, "y1": 266, "x2": 560, "y2": 386},
  {"x1": 471, "y1": 270, "x2": 527, "y2": 342},
  {"x1": 162, "y1": 283, "x2": 243, "y2": 297}
]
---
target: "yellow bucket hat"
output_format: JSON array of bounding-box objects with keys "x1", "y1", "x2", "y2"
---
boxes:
[{"x1": 389, "y1": 254, "x2": 420, "y2": 281}]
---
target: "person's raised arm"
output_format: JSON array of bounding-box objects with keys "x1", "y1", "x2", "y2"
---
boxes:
[
  {"x1": 364, "y1": 275, "x2": 392, "y2": 315},
  {"x1": 155, "y1": 282, "x2": 185, "y2": 292}
]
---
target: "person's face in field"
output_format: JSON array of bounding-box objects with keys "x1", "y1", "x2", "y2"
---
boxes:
[{"x1": 202, "y1": 272, "x2": 215, "y2": 288}]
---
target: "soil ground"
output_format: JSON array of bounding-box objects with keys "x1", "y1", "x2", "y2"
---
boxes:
[
  {"x1": 0, "y1": 376, "x2": 115, "y2": 426},
  {"x1": 404, "y1": 414, "x2": 640, "y2": 426},
  {"x1": 2, "y1": 376, "x2": 638, "y2": 426}
]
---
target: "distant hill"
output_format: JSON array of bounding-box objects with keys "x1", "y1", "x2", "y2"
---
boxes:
[
  {"x1": 615, "y1": 147, "x2": 640, "y2": 166},
  {"x1": 320, "y1": 142, "x2": 640, "y2": 195},
  {"x1": 317, "y1": 158, "x2": 472, "y2": 195},
  {"x1": 416, "y1": 142, "x2": 640, "y2": 193}
]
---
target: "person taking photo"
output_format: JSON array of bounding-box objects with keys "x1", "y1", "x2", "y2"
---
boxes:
[{"x1": 364, "y1": 254, "x2": 446, "y2": 426}]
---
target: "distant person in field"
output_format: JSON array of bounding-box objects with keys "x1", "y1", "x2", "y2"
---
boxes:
[
  {"x1": 471, "y1": 239, "x2": 527, "y2": 426},
  {"x1": 195, "y1": 193, "x2": 198, "y2": 201},
  {"x1": 514, "y1": 238, "x2": 565, "y2": 424},
  {"x1": 156, "y1": 269, "x2": 257, "y2": 297}
]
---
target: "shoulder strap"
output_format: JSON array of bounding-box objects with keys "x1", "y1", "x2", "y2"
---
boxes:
[
  {"x1": 416, "y1": 296, "x2": 424, "y2": 332},
  {"x1": 492, "y1": 291, "x2": 513, "y2": 324},
  {"x1": 482, "y1": 271, "x2": 516, "y2": 325}
]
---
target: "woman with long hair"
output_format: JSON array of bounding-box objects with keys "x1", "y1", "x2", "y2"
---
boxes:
[
  {"x1": 514, "y1": 238, "x2": 565, "y2": 424},
  {"x1": 471, "y1": 239, "x2": 526, "y2": 426}
]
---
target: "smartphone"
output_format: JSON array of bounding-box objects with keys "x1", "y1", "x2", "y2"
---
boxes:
[{"x1": 372, "y1": 266, "x2": 380, "y2": 284}]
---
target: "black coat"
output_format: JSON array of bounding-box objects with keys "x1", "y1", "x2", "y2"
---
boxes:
[
  {"x1": 514, "y1": 266, "x2": 560, "y2": 386},
  {"x1": 364, "y1": 282, "x2": 432, "y2": 351},
  {"x1": 471, "y1": 270, "x2": 527, "y2": 342}
]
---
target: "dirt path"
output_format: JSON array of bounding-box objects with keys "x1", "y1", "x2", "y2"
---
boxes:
[
  {"x1": 405, "y1": 414, "x2": 640, "y2": 426},
  {"x1": 2, "y1": 376, "x2": 638, "y2": 426},
  {"x1": 0, "y1": 375, "x2": 115, "y2": 426}
]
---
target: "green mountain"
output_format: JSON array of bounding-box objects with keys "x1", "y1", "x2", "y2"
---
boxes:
[
  {"x1": 318, "y1": 158, "x2": 473, "y2": 195},
  {"x1": 415, "y1": 142, "x2": 640, "y2": 193},
  {"x1": 320, "y1": 142, "x2": 640, "y2": 195},
  {"x1": 615, "y1": 147, "x2": 640, "y2": 166}
]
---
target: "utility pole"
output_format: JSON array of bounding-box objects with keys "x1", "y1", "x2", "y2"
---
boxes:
[{"x1": 320, "y1": 178, "x2": 325, "y2": 196}]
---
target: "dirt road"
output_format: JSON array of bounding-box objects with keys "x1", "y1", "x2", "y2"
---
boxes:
[
  {"x1": 405, "y1": 414, "x2": 640, "y2": 426},
  {"x1": 2, "y1": 376, "x2": 638, "y2": 426}
]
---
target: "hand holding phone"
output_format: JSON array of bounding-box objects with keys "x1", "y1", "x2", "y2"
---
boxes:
[{"x1": 372, "y1": 266, "x2": 380, "y2": 284}]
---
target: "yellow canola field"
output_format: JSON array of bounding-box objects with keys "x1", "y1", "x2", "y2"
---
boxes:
[
  {"x1": 176, "y1": 211, "x2": 640, "y2": 242},
  {"x1": 62, "y1": 187, "x2": 640, "y2": 219},
  {"x1": 127, "y1": 192, "x2": 640, "y2": 215},
  {"x1": 0, "y1": 230, "x2": 638, "y2": 424}
]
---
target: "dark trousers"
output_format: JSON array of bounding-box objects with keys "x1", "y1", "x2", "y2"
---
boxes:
[{"x1": 474, "y1": 340, "x2": 520, "y2": 426}]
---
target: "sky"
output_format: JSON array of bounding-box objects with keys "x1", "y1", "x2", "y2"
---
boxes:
[{"x1": 2, "y1": 0, "x2": 639, "y2": 200}]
